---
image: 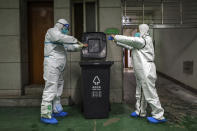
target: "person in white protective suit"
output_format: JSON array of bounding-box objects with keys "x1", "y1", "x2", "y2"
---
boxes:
[
  {"x1": 40, "y1": 19, "x2": 88, "y2": 124},
  {"x1": 110, "y1": 24, "x2": 166, "y2": 124}
]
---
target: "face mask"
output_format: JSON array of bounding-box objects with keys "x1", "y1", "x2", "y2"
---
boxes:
[
  {"x1": 62, "y1": 28, "x2": 68, "y2": 34},
  {"x1": 134, "y1": 32, "x2": 140, "y2": 37}
]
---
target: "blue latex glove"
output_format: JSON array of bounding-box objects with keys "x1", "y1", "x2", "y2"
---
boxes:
[{"x1": 108, "y1": 36, "x2": 114, "y2": 40}]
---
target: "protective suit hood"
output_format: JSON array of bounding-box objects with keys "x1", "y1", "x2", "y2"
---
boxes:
[
  {"x1": 139, "y1": 24, "x2": 149, "y2": 37},
  {"x1": 54, "y1": 19, "x2": 69, "y2": 31}
]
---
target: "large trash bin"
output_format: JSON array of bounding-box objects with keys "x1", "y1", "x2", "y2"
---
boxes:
[{"x1": 80, "y1": 61, "x2": 114, "y2": 118}]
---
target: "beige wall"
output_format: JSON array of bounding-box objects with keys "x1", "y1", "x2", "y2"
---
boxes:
[
  {"x1": 0, "y1": 0, "x2": 21, "y2": 96},
  {"x1": 152, "y1": 2, "x2": 197, "y2": 90},
  {"x1": 154, "y1": 28, "x2": 197, "y2": 89}
]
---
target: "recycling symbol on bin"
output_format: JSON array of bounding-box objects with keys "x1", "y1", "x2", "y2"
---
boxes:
[{"x1": 93, "y1": 76, "x2": 100, "y2": 85}]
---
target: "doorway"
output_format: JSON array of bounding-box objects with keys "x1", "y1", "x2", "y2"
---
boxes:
[
  {"x1": 73, "y1": 3, "x2": 84, "y2": 41},
  {"x1": 28, "y1": 1, "x2": 54, "y2": 84},
  {"x1": 72, "y1": 0, "x2": 97, "y2": 41},
  {"x1": 123, "y1": 28, "x2": 137, "y2": 69},
  {"x1": 122, "y1": 27, "x2": 137, "y2": 104}
]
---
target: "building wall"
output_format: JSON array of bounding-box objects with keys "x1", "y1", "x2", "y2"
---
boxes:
[
  {"x1": 152, "y1": 3, "x2": 197, "y2": 90},
  {"x1": 0, "y1": 0, "x2": 21, "y2": 96},
  {"x1": 154, "y1": 28, "x2": 197, "y2": 89}
]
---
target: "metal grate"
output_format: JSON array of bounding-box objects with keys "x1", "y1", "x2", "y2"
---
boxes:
[{"x1": 122, "y1": 0, "x2": 197, "y2": 28}]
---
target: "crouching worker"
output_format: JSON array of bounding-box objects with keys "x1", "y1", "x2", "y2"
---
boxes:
[
  {"x1": 109, "y1": 24, "x2": 166, "y2": 124},
  {"x1": 41, "y1": 19, "x2": 88, "y2": 124}
]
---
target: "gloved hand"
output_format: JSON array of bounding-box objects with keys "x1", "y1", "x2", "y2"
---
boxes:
[
  {"x1": 108, "y1": 36, "x2": 114, "y2": 40},
  {"x1": 79, "y1": 43, "x2": 88, "y2": 48},
  {"x1": 82, "y1": 43, "x2": 88, "y2": 48},
  {"x1": 108, "y1": 34, "x2": 115, "y2": 40}
]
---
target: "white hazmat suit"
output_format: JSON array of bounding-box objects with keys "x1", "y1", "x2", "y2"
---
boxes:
[
  {"x1": 114, "y1": 24, "x2": 165, "y2": 120},
  {"x1": 41, "y1": 19, "x2": 83, "y2": 119}
]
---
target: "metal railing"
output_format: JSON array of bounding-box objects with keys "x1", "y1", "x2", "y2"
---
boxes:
[{"x1": 122, "y1": 0, "x2": 197, "y2": 28}]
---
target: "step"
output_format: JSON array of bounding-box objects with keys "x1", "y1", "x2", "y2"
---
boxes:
[
  {"x1": 25, "y1": 84, "x2": 44, "y2": 96},
  {"x1": 25, "y1": 84, "x2": 68, "y2": 97},
  {"x1": 0, "y1": 95, "x2": 69, "y2": 107}
]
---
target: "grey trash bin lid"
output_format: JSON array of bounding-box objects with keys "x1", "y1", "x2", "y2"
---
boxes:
[{"x1": 81, "y1": 32, "x2": 107, "y2": 60}]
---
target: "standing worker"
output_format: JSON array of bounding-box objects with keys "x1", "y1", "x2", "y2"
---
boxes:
[
  {"x1": 110, "y1": 24, "x2": 166, "y2": 124},
  {"x1": 40, "y1": 19, "x2": 87, "y2": 124}
]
